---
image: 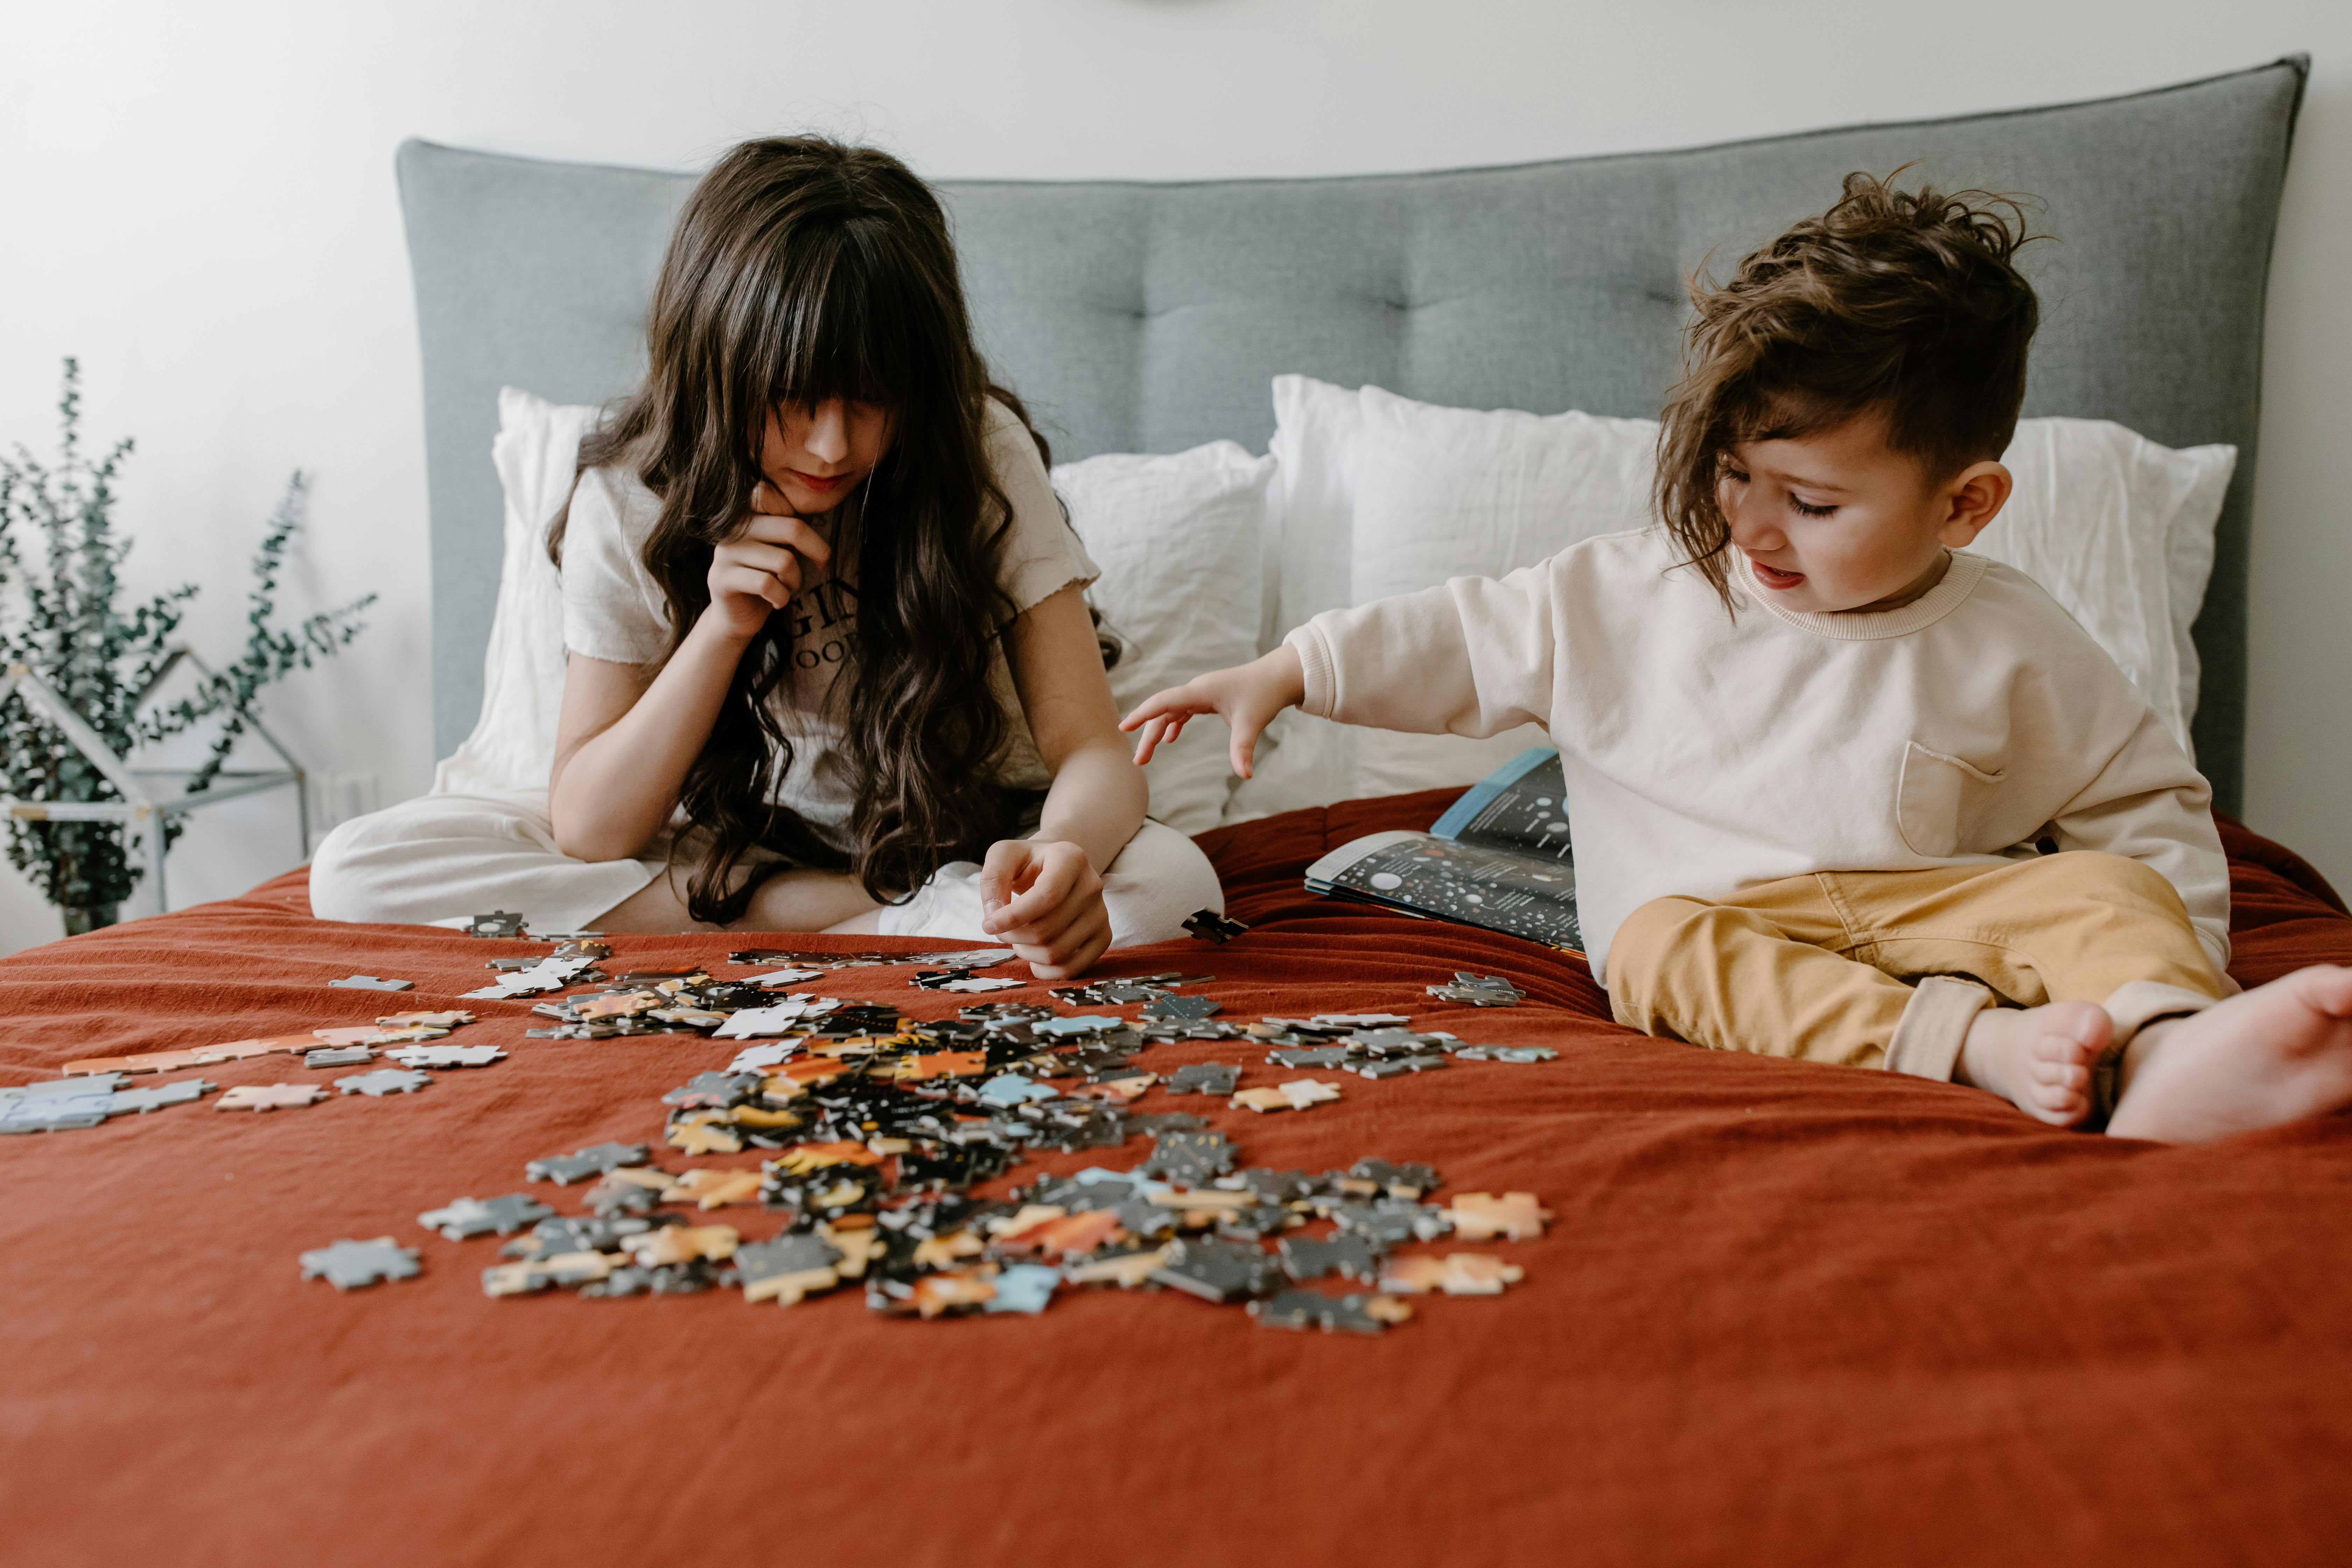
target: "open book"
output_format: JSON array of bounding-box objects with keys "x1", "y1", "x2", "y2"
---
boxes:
[{"x1": 1303, "y1": 748, "x2": 1582, "y2": 953}]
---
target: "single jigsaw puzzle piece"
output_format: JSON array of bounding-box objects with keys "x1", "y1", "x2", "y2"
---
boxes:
[
  {"x1": 660, "y1": 1168, "x2": 764, "y2": 1209},
  {"x1": 329, "y1": 975, "x2": 414, "y2": 992},
  {"x1": 334, "y1": 1068, "x2": 432, "y2": 1097},
  {"x1": 1278, "y1": 1233, "x2": 1384, "y2": 1283},
  {"x1": 1165, "y1": 1063, "x2": 1239, "y2": 1096},
  {"x1": 982, "y1": 1262, "x2": 1060, "y2": 1314},
  {"x1": 1182, "y1": 909, "x2": 1248, "y2": 944},
  {"x1": 1149, "y1": 1236, "x2": 1284, "y2": 1303},
  {"x1": 622, "y1": 1224, "x2": 739, "y2": 1268},
  {"x1": 418, "y1": 1193, "x2": 556, "y2": 1241},
  {"x1": 1445, "y1": 1191, "x2": 1552, "y2": 1242},
  {"x1": 300, "y1": 1236, "x2": 422, "y2": 1290},
  {"x1": 1061, "y1": 1246, "x2": 1168, "y2": 1288},
  {"x1": 216, "y1": 1084, "x2": 327, "y2": 1113},
  {"x1": 385, "y1": 1044, "x2": 506, "y2": 1070},
  {"x1": 735, "y1": 1233, "x2": 844, "y2": 1305},
  {"x1": 103, "y1": 1078, "x2": 217, "y2": 1116},
  {"x1": 524, "y1": 1141, "x2": 650, "y2": 1184}
]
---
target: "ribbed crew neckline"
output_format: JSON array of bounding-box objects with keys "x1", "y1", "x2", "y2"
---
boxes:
[{"x1": 1736, "y1": 550, "x2": 1990, "y2": 641}]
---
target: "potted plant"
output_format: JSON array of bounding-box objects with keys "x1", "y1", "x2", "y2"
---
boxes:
[{"x1": 0, "y1": 360, "x2": 375, "y2": 933}]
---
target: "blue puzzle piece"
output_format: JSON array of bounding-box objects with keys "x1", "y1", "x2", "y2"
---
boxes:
[
  {"x1": 984, "y1": 1264, "x2": 1061, "y2": 1314},
  {"x1": 976, "y1": 1072, "x2": 1055, "y2": 1108}
]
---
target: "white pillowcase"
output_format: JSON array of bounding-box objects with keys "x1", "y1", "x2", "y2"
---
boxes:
[
  {"x1": 1226, "y1": 375, "x2": 2233, "y2": 821},
  {"x1": 453, "y1": 390, "x2": 1269, "y2": 836},
  {"x1": 433, "y1": 387, "x2": 597, "y2": 798},
  {"x1": 1242, "y1": 377, "x2": 1658, "y2": 817},
  {"x1": 1975, "y1": 417, "x2": 2233, "y2": 748},
  {"x1": 1055, "y1": 443, "x2": 1274, "y2": 833}
]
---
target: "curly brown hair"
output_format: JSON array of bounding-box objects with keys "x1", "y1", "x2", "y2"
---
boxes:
[{"x1": 1654, "y1": 169, "x2": 2044, "y2": 607}]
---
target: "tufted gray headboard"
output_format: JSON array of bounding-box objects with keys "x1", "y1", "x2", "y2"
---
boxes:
[{"x1": 398, "y1": 57, "x2": 2305, "y2": 813}]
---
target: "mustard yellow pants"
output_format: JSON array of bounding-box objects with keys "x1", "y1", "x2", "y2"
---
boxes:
[{"x1": 1604, "y1": 851, "x2": 2226, "y2": 1083}]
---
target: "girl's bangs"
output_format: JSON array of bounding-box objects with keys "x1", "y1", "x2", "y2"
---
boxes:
[{"x1": 761, "y1": 226, "x2": 920, "y2": 413}]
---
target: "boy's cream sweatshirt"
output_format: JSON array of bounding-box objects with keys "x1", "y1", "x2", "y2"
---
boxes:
[{"x1": 1285, "y1": 529, "x2": 2229, "y2": 980}]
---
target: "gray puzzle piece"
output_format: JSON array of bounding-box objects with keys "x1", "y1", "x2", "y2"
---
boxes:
[
  {"x1": 386, "y1": 1044, "x2": 505, "y2": 1069},
  {"x1": 502, "y1": 1215, "x2": 663, "y2": 1259},
  {"x1": 419, "y1": 1193, "x2": 555, "y2": 1241},
  {"x1": 525, "y1": 1141, "x2": 650, "y2": 1185},
  {"x1": 1140, "y1": 1130, "x2": 1236, "y2": 1184},
  {"x1": 1142, "y1": 994, "x2": 1220, "y2": 1022},
  {"x1": 734, "y1": 1233, "x2": 844, "y2": 1297},
  {"x1": 329, "y1": 975, "x2": 414, "y2": 991},
  {"x1": 0, "y1": 1077, "x2": 125, "y2": 1133},
  {"x1": 1331, "y1": 1198, "x2": 1453, "y2": 1245},
  {"x1": 105, "y1": 1079, "x2": 217, "y2": 1115},
  {"x1": 1149, "y1": 1236, "x2": 1284, "y2": 1303},
  {"x1": 335, "y1": 1068, "x2": 432, "y2": 1097},
  {"x1": 300, "y1": 1236, "x2": 422, "y2": 1290},
  {"x1": 304, "y1": 1046, "x2": 376, "y2": 1069},
  {"x1": 1267, "y1": 1046, "x2": 1353, "y2": 1070},
  {"x1": 1278, "y1": 1233, "x2": 1384, "y2": 1283},
  {"x1": 1165, "y1": 1063, "x2": 1239, "y2": 1096}
]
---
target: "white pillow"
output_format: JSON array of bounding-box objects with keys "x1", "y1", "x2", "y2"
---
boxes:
[
  {"x1": 454, "y1": 391, "x2": 1270, "y2": 836},
  {"x1": 432, "y1": 387, "x2": 596, "y2": 798},
  {"x1": 1235, "y1": 377, "x2": 1656, "y2": 819},
  {"x1": 1227, "y1": 375, "x2": 2233, "y2": 821},
  {"x1": 1054, "y1": 442, "x2": 1274, "y2": 833},
  {"x1": 1972, "y1": 418, "x2": 2234, "y2": 751}
]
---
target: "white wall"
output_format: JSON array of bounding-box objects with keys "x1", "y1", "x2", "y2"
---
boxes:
[{"x1": 2, "y1": 0, "x2": 2346, "y2": 955}]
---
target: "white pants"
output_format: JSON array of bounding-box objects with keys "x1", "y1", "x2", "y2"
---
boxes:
[{"x1": 308, "y1": 789, "x2": 1224, "y2": 947}]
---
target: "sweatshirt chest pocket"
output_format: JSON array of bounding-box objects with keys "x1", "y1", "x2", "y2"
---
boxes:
[{"x1": 1895, "y1": 742, "x2": 2008, "y2": 859}]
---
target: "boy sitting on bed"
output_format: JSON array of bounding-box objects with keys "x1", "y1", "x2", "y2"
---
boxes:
[{"x1": 1121, "y1": 172, "x2": 2352, "y2": 1144}]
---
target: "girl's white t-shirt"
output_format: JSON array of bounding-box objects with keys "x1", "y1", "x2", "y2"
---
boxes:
[{"x1": 560, "y1": 400, "x2": 1099, "y2": 850}]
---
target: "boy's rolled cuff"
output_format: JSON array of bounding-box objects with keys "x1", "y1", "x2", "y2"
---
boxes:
[
  {"x1": 2090, "y1": 980, "x2": 2218, "y2": 1122},
  {"x1": 1882, "y1": 975, "x2": 1992, "y2": 1082},
  {"x1": 1284, "y1": 625, "x2": 1339, "y2": 719}
]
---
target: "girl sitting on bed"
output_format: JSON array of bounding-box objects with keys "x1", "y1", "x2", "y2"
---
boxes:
[
  {"x1": 1121, "y1": 173, "x2": 2352, "y2": 1144},
  {"x1": 311, "y1": 136, "x2": 1222, "y2": 977}
]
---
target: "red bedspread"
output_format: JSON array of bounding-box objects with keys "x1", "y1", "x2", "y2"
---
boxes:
[{"x1": 4, "y1": 791, "x2": 2349, "y2": 1567}]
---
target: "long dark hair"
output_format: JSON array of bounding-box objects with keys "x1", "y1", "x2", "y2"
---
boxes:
[
  {"x1": 1654, "y1": 169, "x2": 2041, "y2": 608},
  {"x1": 551, "y1": 136, "x2": 1047, "y2": 923}
]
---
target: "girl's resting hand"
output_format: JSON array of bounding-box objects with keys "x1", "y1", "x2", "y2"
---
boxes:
[
  {"x1": 701, "y1": 482, "x2": 833, "y2": 642},
  {"x1": 1118, "y1": 645, "x2": 1307, "y2": 779},
  {"x1": 976, "y1": 838, "x2": 1112, "y2": 980}
]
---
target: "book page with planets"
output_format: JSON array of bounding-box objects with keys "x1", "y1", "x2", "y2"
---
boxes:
[
  {"x1": 1306, "y1": 831, "x2": 1583, "y2": 953},
  {"x1": 1441, "y1": 751, "x2": 1573, "y2": 862}
]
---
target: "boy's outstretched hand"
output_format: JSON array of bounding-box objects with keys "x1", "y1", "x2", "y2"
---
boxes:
[{"x1": 1119, "y1": 645, "x2": 1307, "y2": 780}]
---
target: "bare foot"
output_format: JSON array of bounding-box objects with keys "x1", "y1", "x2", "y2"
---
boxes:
[
  {"x1": 2106, "y1": 965, "x2": 2352, "y2": 1143},
  {"x1": 1955, "y1": 1000, "x2": 2111, "y2": 1127}
]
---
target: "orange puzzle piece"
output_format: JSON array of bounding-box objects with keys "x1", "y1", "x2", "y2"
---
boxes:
[
  {"x1": 623, "y1": 1225, "x2": 739, "y2": 1268},
  {"x1": 1445, "y1": 1192, "x2": 1551, "y2": 1242},
  {"x1": 893, "y1": 1051, "x2": 988, "y2": 1082},
  {"x1": 765, "y1": 1141, "x2": 881, "y2": 1177},
  {"x1": 661, "y1": 1169, "x2": 763, "y2": 1209},
  {"x1": 910, "y1": 1267, "x2": 997, "y2": 1318},
  {"x1": 666, "y1": 1115, "x2": 743, "y2": 1156}
]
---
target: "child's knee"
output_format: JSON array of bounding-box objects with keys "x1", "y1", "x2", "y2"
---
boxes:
[
  {"x1": 1100, "y1": 821, "x2": 1223, "y2": 947},
  {"x1": 1604, "y1": 895, "x2": 1719, "y2": 1027},
  {"x1": 2037, "y1": 850, "x2": 2193, "y2": 921}
]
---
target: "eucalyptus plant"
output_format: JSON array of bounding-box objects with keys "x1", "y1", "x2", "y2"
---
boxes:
[{"x1": 0, "y1": 360, "x2": 375, "y2": 920}]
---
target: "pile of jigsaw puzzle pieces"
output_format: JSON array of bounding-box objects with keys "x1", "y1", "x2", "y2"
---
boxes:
[{"x1": 302, "y1": 940, "x2": 1559, "y2": 1335}]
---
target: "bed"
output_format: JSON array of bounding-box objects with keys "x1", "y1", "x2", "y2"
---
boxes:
[{"x1": 5, "y1": 57, "x2": 2344, "y2": 1566}]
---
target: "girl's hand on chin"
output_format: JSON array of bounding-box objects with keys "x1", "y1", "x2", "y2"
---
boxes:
[
  {"x1": 701, "y1": 489, "x2": 833, "y2": 642},
  {"x1": 976, "y1": 839, "x2": 1112, "y2": 980}
]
